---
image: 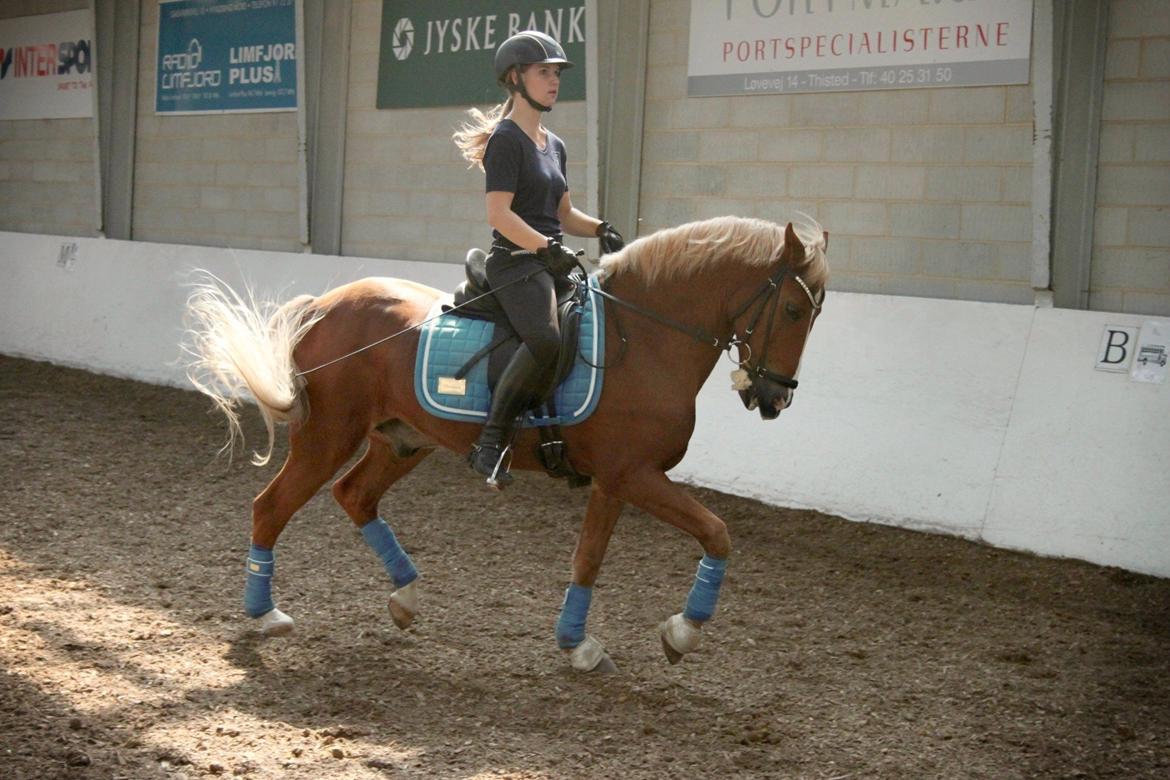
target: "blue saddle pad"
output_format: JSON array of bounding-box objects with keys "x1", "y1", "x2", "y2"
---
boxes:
[{"x1": 414, "y1": 276, "x2": 604, "y2": 427}]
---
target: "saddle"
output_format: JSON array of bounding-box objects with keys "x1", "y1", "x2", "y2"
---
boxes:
[
  {"x1": 448, "y1": 248, "x2": 586, "y2": 396},
  {"x1": 436, "y1": 248, "x2": 597, "y2": 487}
]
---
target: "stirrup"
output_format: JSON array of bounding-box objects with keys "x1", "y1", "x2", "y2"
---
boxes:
[{"x1": 469, "y1": 443, "x2": 514, "y2": 490}]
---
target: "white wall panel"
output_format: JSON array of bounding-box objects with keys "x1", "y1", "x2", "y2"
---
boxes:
[{"x1": 2, "y1": 232, "x2": 1166, "y2": 576}]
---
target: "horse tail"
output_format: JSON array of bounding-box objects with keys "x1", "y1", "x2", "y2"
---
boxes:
[{"x1": 182, "y1": 271, "x2": 328, "y2": 466}]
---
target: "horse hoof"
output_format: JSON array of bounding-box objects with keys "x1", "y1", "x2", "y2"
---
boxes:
[
  {"x1": 388, "y1": 599, "x2": 414, "y2": 630},
  {"x1": 567, "y1": 635, "x2": 616, "y2": 672},
  {"x1": 388, "y1": 581, "x2": 418, "y2": 630},
  {"x1": 659, "y1": 614, "x2": 701, "y2": 665},
  {"x1": 593, "y1": 654, "x2": 619, "y2": 673},
  {"x1": 660, "y1": 630, "x2": 684, "y2": 665},
  {"x1": 257, "y1": 608, "x2": 294, "y2": 637}
]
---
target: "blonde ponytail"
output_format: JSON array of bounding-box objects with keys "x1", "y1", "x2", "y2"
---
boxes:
[{"x1": 452, "y1": 96, "x2": 514, "y2": 171}]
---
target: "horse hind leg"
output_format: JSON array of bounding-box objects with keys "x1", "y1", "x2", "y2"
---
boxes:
[
  {"x1": 247, "y1": 417, "x2": 368, "y2": 636},
  {"x1": 331, "y1": 428, "x2": 432, "y2": 630}
]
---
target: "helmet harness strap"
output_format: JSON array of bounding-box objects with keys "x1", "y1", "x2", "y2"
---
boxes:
[{"x1": 511, "y1": 68, "x2": 552, "y2": 113}]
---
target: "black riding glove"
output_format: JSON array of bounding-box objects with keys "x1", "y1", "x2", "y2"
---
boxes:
[
  {"x1": 596, "y1": 221, "x2": 625, "y2": 254},
  {"x1": 538, "y1": 239, "x2": 580, "y2": 276}
]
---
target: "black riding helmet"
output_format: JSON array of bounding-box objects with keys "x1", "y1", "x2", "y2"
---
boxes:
[{"x1": 494, "y1": 31, "x2": 572, "y2": 112}]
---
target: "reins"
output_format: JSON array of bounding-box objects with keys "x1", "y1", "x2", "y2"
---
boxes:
[
  {"x1": 293, "y1": 271, "x2": 541, "y2": 378},
  {"x1": 295, "y1": 257, "x2": 821, "y2": 383},
  {"x1": 587, "y1": 262, "x2": 820, "y2": 389},
  {"x1": 587, "y1": 285, "x2": 729, "y2": 349}
]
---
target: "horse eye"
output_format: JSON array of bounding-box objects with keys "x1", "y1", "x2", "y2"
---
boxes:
[{"x1": 785, "y1": 302, "x2": 802, "y2": 321}]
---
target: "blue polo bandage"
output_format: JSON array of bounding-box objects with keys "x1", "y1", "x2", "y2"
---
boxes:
[
  {"x1": 360, "y1": 517, "x2": 418, "y2": 588},
  {"x1": 555, "y1": 583, "x2": 592, "y2": 649},
  {"x1": 683, "y1": 554, "x2": 728, "y2": 623},
  {"x1": 244, "y1": 543, "x2": 275, "y2": 618}
]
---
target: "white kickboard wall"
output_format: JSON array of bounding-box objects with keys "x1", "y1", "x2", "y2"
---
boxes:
[{"x1": 2, "y1": 232, "x2": 1167, "y2": 577}]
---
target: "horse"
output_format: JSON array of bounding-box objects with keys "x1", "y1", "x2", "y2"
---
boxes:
[{"x1": 183, "y1": 215, "x2": 828, "y2": 672}]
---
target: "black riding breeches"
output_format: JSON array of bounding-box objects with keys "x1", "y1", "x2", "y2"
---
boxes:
[{"x1": 484, "y1": 247, "x2": 561, "y2": 370}]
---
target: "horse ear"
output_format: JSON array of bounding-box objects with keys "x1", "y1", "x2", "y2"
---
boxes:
[
  {"x1": 784, "y1": 222, "x2": 801, "y2": 253},
  {"x1": 783, "y1": 222, "x2": 806, "y2": 262},
  {"x1": 823, "y1": 230, "x2": 829, "y2": 252}
]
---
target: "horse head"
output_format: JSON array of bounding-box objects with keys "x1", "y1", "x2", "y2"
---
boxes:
[{"x1": 731, "y1": 221, "x2": 827, "y2": 420}]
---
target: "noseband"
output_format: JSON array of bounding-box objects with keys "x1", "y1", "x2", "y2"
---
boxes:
[{"x1": 726, "y1": 264, "x2": 822, "y2": 392}]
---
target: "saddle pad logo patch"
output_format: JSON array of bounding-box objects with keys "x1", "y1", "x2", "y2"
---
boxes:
[{"x1": 436, "y1": 377, "x2": 467, "y2": 396}]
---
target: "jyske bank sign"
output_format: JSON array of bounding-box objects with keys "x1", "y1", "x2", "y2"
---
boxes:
[{"x1": 377, "y1": 0, "x2": 586, "y2": 109}]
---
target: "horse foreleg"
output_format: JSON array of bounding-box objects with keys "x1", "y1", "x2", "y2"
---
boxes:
[
  {"x1": 247, "y1": 420, "x2": 367, "y2": 636},
  {"x1": 557, "y1": 486, "x2": 624, "y2": 673},
  {"x1": 331, "y1": 435, "x2": 430, "y2": 630},
  {"x1": 612, "y1": 468, "x2": 731, "y2": 665}
]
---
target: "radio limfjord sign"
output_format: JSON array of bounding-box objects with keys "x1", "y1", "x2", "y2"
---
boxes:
[
  {"x1": 156, "y1": 0, "x2": 297, "y2": 114},
  {"x1": 689, "y1": 0, "x2": 1034, "y2": 97},
  {"x1": 377, "y1": 0, "x2": 585, "y2": 110}
]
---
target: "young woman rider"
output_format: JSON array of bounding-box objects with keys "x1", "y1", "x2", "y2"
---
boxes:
[{"x1": 453, "y1": 31, "x2": 624, "y2": 489}]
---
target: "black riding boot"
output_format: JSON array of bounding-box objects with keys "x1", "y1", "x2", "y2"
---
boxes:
[{"x1": 469, "y1": 345, "x2": 549, "y2": 490}]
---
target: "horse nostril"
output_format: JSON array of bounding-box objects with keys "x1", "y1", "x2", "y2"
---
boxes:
[{"x1": 772, "y1": 390, "x2": 794, "y2": 413}]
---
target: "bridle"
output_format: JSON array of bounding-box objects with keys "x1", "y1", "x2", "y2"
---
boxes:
[
  {"x1": 725, "y1": 262, "x2": 822, "y2": 393},
  {"x1": 588, "y1": 259, "x2": 822, "y2": 391}
]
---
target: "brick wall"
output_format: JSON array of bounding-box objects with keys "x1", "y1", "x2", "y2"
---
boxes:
[
  {"x1": 640, "y1": 0, "x2": 1035, "y2": 305},
  {"x1": 4, "y1": 1, "x2": 1166, "y2": 312},
  {"x1": 130, "y1": 1, "x2": 301, "y2": 251},
  {"x1": 0, "y1": 0, "x2": 97, "y2": 238},
  {"x1": 1092, "y1": 0, "x2": 1170, "y2": 316},
  {"x1": 342, "y1": 0, "x2": 588, "y2": 264}
]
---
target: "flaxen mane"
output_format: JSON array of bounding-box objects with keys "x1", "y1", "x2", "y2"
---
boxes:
[{"x1": 599, "y1": 215, "x2": 828, "y2": 290}]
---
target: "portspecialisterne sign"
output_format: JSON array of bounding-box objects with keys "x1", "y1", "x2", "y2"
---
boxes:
[{"x1": 688, "y1": 0, "x2": 1035, "y2": 97}]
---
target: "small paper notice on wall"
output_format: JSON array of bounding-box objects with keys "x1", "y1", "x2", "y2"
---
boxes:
[
  {"x1": 57, "y1": 241, "x2": 78, "y2": 271},
  {"x1": 1131, "y1": 320, "x2": 1169, "y2": 384},
  {"x1": 1096, "y1": 325, "x2": 1138, "y2": 372}
]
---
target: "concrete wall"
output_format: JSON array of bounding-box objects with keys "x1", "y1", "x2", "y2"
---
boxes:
[
  {"x1": 1092, "y1": 0, "x2": 1170, "y2": 315},
  {"x1": 674, "y1": 294, "x2": 1170, "y2": 578},
  {"x1": 3, "y1": 231, "x2": 1167, "y2": 578},
  {"x1": 0, "y1": 231, "x2": 464, "y2": 386},
  {"x1": 0, "y1": 0, "x2": 97, "y2": 238},
  {"x1": 640, "y1": 0, "x2": 1036, "y2": 306}
]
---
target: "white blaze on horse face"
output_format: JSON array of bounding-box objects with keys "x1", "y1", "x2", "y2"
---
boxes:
[{"x1": 779, "y1": 273, "x2": 821, "y2": 407}]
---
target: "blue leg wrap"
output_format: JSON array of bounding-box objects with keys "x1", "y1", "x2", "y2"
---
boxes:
[
  {"x1": 555, "y1": 583, "x2": 593, "y2": 649},
  {"x1": 243, "y1": 544, "x2": 275, "y2": 618},
  {"x1": 683, "y1": 554, "x2": 728, "y2": 623},
  {"x1": 360, "y1": 517, "x2": 418, "y2": 588}
]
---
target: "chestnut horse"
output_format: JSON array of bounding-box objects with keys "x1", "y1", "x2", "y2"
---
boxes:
[{"x1": 184, "y1": 215, "x2": 828, "y2": 672}]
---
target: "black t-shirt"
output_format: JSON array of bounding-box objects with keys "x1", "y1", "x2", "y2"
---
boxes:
[{"x1": 484, "y1": 118, "x2": 568, "y2": 247}]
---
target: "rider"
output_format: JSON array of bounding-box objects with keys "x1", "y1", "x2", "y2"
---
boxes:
[{"x1": 453, "y1": 30, "x2": 624, "y2": 489}]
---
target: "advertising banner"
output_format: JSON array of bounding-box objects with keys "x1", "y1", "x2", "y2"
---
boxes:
[
  {"x1": 689, "y1": 0, "x2": 1034, "y2": 97},
  {"x1": 156, "y1": 0, "x2": 297, "y2": 114},
  {"x1": 377, "y1": 0, "x2": 586, "y2": 109},
  {"x1": 0, "y1": 10, "x2": 95, "y2": 121}
]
